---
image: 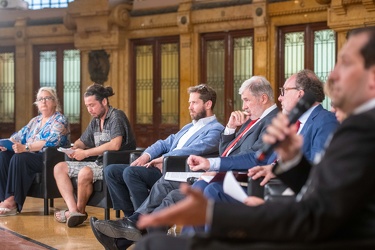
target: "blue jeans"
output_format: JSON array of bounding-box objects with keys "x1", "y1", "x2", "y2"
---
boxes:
[
  {"x1": 105, "y1": 164, "x2": 163, "y2": 217},
  {"x1": 104, "y1": 164, "x2": 134, "y2": 216},
  {"x1": 124, "y1": 166, "x2": 162, "y2": 212}
]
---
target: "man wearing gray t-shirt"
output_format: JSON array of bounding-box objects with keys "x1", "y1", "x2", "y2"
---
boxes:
[{"x1": 54, "y1": 83, "x2": 136, "y2": 227}]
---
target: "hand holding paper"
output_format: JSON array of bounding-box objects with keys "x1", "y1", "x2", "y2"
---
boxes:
[{"x1": 57, "y1": 147, "x2": 75, "y2": 155}]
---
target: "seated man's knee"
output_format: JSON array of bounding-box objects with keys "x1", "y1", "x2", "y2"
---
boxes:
[
  {"x1": 104, "y1": 164, "x2": 123, "y2": 178},
  {"x1": 123, "y1": 166, "x2": 139, "y2": 181},
  {"x1": 77, "y1": 166, "x2": 93, "y2": 183},
  {"x1": 54, "y1": 162, "x2": 68, "y2": 176},
  {"x1": 192, "y1": 180, "x2": 208, "y2": 192},
  {"x1": 203, "y1": 182, "x2": 223, "y2": 199}
]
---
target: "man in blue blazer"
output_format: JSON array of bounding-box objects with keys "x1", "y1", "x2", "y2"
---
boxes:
[{"x1": 102, "y1": 84, "x2": 224, "y2": 221}]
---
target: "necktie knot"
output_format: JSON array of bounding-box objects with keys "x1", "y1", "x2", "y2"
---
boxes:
[{"x1": 295, "y1": 120, "x2": 301, "y2": 132}]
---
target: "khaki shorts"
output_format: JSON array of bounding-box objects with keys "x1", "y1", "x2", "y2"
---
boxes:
[{"x1": 66, "y1": 161, "x2": 103, "y2": 182}]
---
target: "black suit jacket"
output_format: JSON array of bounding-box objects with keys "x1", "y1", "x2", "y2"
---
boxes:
[
  {"x1": 211, "y1": 107, "x2": 375, "y2": 242},
  {"x1": 219, "y1": 107, "x2": 279, "y2": 157}
]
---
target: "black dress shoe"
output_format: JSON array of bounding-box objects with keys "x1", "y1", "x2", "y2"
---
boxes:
[
  {"x1": 94, "y1": 217, "x2": 143, "y2": 241},
  {"x1": 90, "y1": 217, "x2": 119, "y2": 250}
]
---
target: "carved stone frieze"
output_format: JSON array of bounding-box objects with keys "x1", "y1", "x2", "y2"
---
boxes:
[{"x1": 269, "y1": 6, "x2": 327, "y2": 17}]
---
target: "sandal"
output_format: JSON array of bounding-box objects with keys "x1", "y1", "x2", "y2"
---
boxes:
[
  {"x1": 0, "y1": 207, "x2": 17, "y2": 217},
  {"x1": 55, "y1": 209, "x2": 69, "y2": 223},
  {"x1": 67, "y1": 212, "x2": 88, "y2": 228}
]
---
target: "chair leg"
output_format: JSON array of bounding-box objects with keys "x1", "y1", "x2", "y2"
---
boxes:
[
  {"x1": 105, "y1": 208, "x2": 110, "y2": 220},
  {"x1": 50, "y1": 199, "x2": 54, "y2": 208},
  {"x1": 116, "y1": 210, "x2": 120, "y2": 218},
  {"x1": 44, "y1": 199, "x2": 49, "y2": 215}
]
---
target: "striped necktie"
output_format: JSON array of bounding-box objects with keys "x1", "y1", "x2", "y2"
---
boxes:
[{"x1": 221, "y1": 118, "x2": 259, "y2": 157}]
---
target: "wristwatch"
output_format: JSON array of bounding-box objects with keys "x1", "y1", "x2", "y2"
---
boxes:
[{"x1": 25, "y1": 143, "x2": 30, "y2": 152}]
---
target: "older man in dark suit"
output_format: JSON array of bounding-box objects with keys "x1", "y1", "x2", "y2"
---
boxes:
[{"x1": 131, "y1": 26, "x2": 375, "y2": 250}]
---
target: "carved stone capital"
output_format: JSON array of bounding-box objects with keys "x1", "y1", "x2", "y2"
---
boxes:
[{"x1": 109, "y1": 4, "x2": 132, "y2": 28}]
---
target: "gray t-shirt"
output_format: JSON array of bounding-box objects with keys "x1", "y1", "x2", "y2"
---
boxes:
[{"x1": 80, "y1": 106, "x2": 136, "y2": 164}]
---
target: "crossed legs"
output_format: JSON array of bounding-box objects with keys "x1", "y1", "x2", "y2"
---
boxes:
[{"x1": 54, "y1": 161, "x2": 93, "y2": 226}]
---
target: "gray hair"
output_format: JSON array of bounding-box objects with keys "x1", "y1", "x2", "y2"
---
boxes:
[
  {"x1": 34, "y1": 87, "x2": 62, "y2": 112},
  {"x1": 238, "y1": 76, "x2": 274, "y2": 102}
]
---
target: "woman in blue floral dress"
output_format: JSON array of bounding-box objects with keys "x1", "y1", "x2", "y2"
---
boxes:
[{"x1": 0, "y1": 87, "x2": 69, "y2": 216}]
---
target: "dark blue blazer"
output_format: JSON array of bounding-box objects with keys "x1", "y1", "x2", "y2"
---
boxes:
[{"x1": 299, "y1": 104, "x2": 338, "y2": 162}]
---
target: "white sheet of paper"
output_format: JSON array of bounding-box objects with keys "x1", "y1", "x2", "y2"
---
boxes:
[
  {"x1": 200, "y1": 175, "x2": 214, "y2": 183},
  {"x1": 164, "y1": 172, "x2": 203, "y2": 182},
  {"x1": 223, "y1": 171, "x2": 248, "y2": 203},
  {"x1": 57, "y1": 147, "x2": 75, "y2": 155}
]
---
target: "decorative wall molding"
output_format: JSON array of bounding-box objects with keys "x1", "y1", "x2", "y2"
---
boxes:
[
  {"x1": 362, "y1": 0, "x2": 375, "y2": 12},
  {"x1": 192, "y1": 14, "x2": 252, "y2": 25},
  {"x1": 269, "y1": 6, "x2": 326, "y2": 17}
]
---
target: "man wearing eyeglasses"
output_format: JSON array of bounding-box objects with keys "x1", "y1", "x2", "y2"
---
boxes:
[{"x1": 277, "y1": 69, "x2": 339, "y2": 162}]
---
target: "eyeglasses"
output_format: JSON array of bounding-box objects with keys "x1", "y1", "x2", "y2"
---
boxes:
[
  {"x1": 279, "y1": 87, "x2": 300, "y2": 96},
  {"x1": 36, "y1": 96, "x2": 55, "y2": 102}
]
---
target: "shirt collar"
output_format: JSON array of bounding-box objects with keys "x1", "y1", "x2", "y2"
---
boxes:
[
  {"x1": 299, "y1": 104, "x2": 319, "y2": 124},
  {"x1": 192, "y1": 115, "x2": 216, "y2": 126},
  {"x1": 353, "y1": 98, "x2": 375, "y2": 115},
  {"x1": 95, "y1": 106, "x2": 113, "y2": 123},
  {"x1": 260, "y1": 104, "x2": 278, "y2": 119}
]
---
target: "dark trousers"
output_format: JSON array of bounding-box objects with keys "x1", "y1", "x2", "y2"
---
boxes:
[
  {"x1": 182, "y1": 181, "x2": 245, "y2": 235},
  {"x1": 0, "y1": 150, "x2": 14, "y2": 201},
  {"x1": 104, "y1": 164, "x2": 162, "y2": 217},
  {"x1": 104, "y1": 164, "x2": 134, "y2": 216},
  {"x1": 134, "y1": 175, "x2": 181, "y2": 216},
  {"x1": 0, "y1": 151, "x2": 43, "y2": 211}
]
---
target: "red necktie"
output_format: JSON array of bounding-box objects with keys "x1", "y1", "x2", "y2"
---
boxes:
[
  {"x1": 295, "y1": 120, "x2": 301, "y2": 133},
  {"x1": 221, "y1": 118, "x2": 259, "y2": 157}
]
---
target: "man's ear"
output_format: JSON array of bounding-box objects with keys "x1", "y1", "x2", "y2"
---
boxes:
[
  {"x1": 102, "y1": 98, "x2": 108, "y2": 106},
  {"x1": 298, "y1": 89, "x2": 305, "y2": 99},
  {"x1": 261, "y1": 93, "x2": 268, "y2": 104},
  {"x1": 205, "y1": 100, "x2": 213, "y2": 110}
]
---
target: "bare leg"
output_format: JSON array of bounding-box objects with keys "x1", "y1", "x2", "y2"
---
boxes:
[
  {"x1": 76, "y1": 166, "x2": 94, "y2": 214},
  {"x1": 54, "y1": 162, "x2": 79, "y2": 219}
]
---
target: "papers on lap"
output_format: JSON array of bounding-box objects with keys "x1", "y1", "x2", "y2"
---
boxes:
[
  {"x1": 0, "y1": 139, "x2": 13, "y2": 151},
  {"x1": 164, "y1": 172, "x2": 203, "y2": 182},
  {"x1": 223, "y1": 171, "x2": 248, "y2": 203},
  {"x1": 57, "y1": 147, "x2": 75, "y2": 155}
]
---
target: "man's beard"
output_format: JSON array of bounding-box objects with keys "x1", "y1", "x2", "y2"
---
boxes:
[
  {"x1": 94, "y1": 105, "x2": 106, "y2": 119},
  {"x1": 191, "y1": 109, "x2": 207, "y2": 121}
]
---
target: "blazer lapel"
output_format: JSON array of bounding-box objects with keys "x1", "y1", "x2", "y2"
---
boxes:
[{"x1": 300, "y1": 104, "x2": 322, "y2": 134}]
